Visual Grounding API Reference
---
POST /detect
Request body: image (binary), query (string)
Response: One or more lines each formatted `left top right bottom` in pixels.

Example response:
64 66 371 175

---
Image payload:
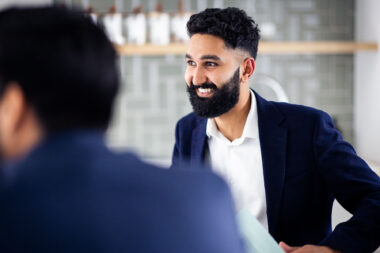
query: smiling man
172 7 380 253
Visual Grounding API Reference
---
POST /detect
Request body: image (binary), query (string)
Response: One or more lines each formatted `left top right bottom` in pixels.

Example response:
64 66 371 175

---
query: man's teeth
198 88 212 93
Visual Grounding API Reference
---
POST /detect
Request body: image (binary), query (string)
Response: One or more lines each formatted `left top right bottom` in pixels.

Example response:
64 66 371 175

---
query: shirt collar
206 90 258 143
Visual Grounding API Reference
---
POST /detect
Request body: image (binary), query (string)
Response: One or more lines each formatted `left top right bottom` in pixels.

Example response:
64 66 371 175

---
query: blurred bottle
125 5 147 45
103 5 125 44
148 2 170 45
259 22 276 41
86 6 98 24
171 0 191 43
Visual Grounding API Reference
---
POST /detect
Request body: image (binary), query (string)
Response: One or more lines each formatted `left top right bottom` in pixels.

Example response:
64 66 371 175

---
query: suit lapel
255 92 287 236
190 118 208 167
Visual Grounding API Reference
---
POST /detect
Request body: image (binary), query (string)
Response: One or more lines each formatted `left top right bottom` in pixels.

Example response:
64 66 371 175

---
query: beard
186 67 240 118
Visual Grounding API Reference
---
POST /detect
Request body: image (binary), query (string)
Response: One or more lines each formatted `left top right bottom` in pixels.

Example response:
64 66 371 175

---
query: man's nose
192 67 207 85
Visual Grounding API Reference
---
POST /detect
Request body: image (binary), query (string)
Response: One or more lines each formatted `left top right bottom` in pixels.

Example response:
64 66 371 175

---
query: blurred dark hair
0 6 119 132
187 7 260 59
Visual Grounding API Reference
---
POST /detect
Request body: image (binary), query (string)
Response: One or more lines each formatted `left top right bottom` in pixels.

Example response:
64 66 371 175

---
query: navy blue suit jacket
172 92 380 253
0 131 245 253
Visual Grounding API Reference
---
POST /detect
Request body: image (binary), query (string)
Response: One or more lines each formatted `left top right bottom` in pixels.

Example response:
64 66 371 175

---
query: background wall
56 0 356 164
0 0 51 9
354 0 380 169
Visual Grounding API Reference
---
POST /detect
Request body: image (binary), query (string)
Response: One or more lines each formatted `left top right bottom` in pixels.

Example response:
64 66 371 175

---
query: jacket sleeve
313 111 380 253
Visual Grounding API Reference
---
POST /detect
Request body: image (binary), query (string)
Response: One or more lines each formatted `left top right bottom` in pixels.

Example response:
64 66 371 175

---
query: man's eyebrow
200 55 221 61
185 54 221 61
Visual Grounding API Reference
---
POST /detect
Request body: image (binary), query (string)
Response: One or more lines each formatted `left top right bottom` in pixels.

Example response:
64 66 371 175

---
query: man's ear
0 83 43 160
241 58 255 82
0 83 27 135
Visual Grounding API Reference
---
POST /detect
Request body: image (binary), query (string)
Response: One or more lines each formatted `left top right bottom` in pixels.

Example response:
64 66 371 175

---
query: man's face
185 34 243 118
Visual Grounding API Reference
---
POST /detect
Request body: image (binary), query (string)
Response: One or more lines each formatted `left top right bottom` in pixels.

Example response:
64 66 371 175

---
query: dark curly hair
187 7 260 59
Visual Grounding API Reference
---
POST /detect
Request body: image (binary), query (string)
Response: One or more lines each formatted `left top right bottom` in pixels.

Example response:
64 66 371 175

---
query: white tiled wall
0 0 52 9
73 0 357 160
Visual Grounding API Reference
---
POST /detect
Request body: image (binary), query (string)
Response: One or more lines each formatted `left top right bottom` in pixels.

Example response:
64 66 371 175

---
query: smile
196 87 214 98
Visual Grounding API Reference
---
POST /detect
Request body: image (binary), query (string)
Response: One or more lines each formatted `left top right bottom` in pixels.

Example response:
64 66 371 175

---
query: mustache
188 82 218 90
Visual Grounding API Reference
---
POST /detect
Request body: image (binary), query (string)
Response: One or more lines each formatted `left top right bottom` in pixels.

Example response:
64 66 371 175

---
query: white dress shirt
206 90 268 230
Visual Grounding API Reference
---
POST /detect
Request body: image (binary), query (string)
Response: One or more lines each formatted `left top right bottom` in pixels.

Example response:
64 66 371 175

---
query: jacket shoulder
274 101 328 117
270 101 332 126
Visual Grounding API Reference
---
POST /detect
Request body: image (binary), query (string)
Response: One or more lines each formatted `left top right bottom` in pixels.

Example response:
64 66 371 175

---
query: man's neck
214 88 251 142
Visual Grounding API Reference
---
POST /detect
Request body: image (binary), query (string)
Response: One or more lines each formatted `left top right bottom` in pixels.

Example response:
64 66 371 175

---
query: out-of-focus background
47 0 380 174
2 0 378 168
1 0 379 248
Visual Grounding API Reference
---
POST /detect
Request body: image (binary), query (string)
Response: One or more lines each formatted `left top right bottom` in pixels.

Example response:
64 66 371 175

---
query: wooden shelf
115 41 378 56
259 41 378 54
115 43 187 55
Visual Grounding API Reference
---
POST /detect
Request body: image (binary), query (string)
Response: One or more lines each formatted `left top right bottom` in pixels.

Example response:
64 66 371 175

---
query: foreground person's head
0 6 119 161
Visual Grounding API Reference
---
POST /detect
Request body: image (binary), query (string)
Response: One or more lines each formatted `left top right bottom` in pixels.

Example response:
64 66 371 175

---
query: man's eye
187 60 196 66
205 62 217 67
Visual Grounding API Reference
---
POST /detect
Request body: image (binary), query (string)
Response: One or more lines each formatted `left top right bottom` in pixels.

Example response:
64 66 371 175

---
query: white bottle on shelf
86 6 98 24
148 2 170 45
125 5 147 45
103 5 125 45
171 0 191 43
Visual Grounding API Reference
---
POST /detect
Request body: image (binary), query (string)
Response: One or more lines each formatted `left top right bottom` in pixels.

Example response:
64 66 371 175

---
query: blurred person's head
184 7 260 118
0 6 119 161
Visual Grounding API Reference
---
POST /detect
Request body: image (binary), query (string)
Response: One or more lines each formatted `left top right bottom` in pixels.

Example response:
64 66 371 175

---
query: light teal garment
237 209 284 253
